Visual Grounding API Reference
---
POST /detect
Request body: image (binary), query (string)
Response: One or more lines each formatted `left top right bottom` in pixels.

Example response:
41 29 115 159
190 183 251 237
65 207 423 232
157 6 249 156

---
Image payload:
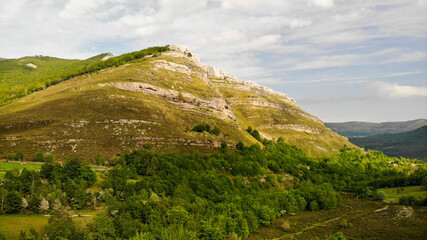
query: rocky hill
0 45 352 160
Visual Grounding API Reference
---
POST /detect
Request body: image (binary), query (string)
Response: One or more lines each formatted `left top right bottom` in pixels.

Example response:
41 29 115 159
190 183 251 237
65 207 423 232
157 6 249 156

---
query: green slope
0 45 353 160
325 119 427 137
0 53 110 106
349 126 427 160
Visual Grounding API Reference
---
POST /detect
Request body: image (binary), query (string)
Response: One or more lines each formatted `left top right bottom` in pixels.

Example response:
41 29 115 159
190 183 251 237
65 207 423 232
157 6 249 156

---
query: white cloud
286 54 359 71
383 51 427 63
365 81 427 99
309 0 335 9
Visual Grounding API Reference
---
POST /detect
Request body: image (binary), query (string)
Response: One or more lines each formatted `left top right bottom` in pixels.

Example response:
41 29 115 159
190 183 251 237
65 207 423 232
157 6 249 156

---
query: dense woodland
0 139 426 240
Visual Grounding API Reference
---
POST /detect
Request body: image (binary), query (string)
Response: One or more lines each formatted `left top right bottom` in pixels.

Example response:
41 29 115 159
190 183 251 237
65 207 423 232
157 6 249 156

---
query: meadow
380 185 427 204
0 210 102 239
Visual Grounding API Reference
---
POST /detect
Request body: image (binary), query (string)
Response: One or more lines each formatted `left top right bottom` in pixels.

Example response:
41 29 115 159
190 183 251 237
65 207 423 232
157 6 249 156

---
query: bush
399 196 418 205
375 191 387 201
328 232 347 240
15 152 24 161
34 152 44 162
6 154 13 161
192 124 220 136
339 219 352 228
266 175 278 187
309 200 319 211
236 141 245 150
251 130 261 141
192 124 207 132
281 220 291 231
211 126 221 136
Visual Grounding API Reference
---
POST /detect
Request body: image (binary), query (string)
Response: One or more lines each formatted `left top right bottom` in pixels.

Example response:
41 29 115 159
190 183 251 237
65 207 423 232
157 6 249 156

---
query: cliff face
0 45 351 160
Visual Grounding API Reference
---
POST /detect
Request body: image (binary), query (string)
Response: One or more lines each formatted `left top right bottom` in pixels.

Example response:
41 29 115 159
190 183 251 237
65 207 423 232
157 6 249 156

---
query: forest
0 139 426 239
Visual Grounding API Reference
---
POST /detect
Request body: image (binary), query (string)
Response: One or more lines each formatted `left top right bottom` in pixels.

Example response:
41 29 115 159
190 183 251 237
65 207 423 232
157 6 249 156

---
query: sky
1 0 426 122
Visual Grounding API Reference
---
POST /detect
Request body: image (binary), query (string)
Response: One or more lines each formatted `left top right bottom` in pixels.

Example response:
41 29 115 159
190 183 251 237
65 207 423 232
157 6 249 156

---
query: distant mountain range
326 120 427 160
325 119 427 137
349 126 427 160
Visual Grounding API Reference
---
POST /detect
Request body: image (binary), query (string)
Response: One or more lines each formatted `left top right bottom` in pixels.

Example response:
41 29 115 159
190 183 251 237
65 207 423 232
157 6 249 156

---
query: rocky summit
0 45 351 160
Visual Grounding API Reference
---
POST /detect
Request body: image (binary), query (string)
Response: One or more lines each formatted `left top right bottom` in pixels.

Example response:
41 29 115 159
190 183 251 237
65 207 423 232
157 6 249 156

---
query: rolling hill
0 53 112 106
349 126 427 160
0 45 352 161
325 119 427 137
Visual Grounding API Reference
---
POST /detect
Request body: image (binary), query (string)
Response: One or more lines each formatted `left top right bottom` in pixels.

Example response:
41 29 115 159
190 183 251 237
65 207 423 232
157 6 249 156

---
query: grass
380 185 427 204
0 54 108 106
247 194 427 240
0 161 42 172
0 209 102 239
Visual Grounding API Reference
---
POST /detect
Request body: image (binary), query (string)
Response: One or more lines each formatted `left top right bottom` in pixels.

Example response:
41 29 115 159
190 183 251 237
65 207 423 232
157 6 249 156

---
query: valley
0 46 425 240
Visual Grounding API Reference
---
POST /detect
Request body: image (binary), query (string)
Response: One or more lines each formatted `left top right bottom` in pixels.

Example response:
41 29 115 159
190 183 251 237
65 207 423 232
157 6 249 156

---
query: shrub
328 232 347 240
35 152 44 162
310 200 319 211
211 126 221 136
192 124 206 132
375 191 387 201
15 151 24 161
236 141 244 151
266 174 278 187
251 130 261 141
281 220 291 231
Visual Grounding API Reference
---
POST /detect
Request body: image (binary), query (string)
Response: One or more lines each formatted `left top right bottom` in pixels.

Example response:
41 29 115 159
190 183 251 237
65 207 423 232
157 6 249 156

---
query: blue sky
1 0 426 122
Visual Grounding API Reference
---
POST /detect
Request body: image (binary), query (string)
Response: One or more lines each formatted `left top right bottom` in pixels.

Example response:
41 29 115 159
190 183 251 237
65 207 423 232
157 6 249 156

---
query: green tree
34 152 44 162
236 141 245 151
251 130 261 141
46 213 80 240
0 188 8 213
15 151 24 161
87 213 116 240
5 191 22 213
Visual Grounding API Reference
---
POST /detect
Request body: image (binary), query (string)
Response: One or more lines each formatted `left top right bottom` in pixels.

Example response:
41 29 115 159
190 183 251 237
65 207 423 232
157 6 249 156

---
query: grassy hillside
0 54 110 106
0 45 353 160
349 126 427 160
380 186 427 204
326 119 427 137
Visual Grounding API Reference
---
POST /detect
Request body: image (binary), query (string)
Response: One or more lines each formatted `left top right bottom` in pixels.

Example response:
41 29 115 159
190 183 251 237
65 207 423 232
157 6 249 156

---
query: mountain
0 45 352 160
0 53 111 106
325 119 427 137
349 126 427 160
